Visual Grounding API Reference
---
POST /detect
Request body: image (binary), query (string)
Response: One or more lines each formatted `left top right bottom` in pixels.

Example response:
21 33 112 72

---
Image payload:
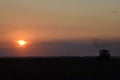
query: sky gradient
0 0 120 41
0 0 120 56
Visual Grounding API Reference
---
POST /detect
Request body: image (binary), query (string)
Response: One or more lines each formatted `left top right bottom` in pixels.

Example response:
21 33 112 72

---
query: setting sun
17 40 27 46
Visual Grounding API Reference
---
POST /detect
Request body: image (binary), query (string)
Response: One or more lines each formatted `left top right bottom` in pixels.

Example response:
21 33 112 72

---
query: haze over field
0 0 120 56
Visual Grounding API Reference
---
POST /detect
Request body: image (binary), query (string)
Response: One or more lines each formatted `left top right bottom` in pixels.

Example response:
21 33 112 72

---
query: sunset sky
0 0 120 56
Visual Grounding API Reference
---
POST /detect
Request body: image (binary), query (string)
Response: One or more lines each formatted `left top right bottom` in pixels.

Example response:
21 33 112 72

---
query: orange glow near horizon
17 40 27 46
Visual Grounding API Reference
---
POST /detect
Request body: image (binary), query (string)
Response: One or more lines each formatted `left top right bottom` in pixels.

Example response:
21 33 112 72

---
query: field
0 57 120 80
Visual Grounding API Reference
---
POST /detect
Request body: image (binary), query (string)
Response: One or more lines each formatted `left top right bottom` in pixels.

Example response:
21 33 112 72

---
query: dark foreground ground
0 57 120 80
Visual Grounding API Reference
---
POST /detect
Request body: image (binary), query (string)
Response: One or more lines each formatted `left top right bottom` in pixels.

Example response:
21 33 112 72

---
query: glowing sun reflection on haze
17 40 27 46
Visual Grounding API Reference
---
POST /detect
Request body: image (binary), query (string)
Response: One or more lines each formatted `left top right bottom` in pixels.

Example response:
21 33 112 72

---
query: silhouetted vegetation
98 49 111 61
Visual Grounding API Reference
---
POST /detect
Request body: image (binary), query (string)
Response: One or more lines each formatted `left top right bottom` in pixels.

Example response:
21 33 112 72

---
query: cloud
0 40 120 57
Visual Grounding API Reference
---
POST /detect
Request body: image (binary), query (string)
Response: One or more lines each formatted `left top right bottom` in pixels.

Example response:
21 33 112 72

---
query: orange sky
0 0 120 42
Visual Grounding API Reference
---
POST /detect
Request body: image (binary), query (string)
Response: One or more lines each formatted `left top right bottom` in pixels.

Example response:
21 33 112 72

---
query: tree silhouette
98 49 111 61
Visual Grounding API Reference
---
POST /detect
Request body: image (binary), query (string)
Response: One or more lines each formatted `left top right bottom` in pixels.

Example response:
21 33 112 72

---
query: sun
17 40 27 46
